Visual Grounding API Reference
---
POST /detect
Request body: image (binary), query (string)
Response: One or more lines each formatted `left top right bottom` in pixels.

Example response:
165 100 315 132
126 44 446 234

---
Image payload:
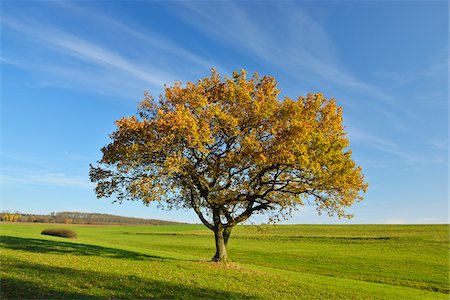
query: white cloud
2 17 171 87
1 10 223 98
1 57 150 99
0 169 92 189
429 139 448 150
56 1 216 70
347 128 411 159
176 2 397 105
373 53 448 88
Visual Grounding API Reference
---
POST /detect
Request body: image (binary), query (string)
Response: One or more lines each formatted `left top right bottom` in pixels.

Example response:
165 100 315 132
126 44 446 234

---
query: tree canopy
90 69 367 262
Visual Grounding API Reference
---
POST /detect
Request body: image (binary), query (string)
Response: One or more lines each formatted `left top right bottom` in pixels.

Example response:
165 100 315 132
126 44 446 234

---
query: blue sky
1 1 448 224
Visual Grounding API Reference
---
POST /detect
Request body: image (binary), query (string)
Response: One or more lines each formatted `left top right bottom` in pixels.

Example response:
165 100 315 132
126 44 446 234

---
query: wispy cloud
57 1 216 71
0 168 92 189
176 2 397 104
2 17 170 87
347 128 411 159
1 5 222 98
348 127 447 167
373 51 448 88
1 56 149 99
429 139 448 151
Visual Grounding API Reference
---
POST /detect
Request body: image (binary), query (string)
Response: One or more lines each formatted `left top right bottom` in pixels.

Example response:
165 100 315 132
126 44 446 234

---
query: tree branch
190 190 214 230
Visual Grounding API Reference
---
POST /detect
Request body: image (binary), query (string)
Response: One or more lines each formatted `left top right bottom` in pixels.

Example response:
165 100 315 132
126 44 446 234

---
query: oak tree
90 70 367 262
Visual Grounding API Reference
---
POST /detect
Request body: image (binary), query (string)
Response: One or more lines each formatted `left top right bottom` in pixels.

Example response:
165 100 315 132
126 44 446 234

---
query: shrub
41 228 77 239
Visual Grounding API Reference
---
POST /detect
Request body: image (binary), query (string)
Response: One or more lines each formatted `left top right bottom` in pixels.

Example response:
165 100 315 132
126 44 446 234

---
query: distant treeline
0 211 182 225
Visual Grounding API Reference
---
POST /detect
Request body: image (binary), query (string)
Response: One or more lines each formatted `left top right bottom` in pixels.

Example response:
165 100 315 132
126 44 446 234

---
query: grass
0 223 448 299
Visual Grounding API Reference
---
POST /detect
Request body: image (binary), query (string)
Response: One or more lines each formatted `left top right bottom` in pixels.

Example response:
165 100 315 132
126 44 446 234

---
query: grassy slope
1 223 448 299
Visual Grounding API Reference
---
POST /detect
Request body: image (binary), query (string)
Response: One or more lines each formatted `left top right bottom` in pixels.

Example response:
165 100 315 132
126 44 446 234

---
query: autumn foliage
90 69 367 262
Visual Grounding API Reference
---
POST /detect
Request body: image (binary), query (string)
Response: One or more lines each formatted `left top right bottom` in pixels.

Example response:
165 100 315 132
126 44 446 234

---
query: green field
1 223 449 299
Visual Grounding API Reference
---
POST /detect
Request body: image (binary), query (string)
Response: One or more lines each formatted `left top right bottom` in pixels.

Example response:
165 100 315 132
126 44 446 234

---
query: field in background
1 223 448 299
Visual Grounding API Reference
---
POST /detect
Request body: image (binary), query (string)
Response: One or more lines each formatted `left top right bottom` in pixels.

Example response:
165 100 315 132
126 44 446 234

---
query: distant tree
1 213 20 222
90 70 367 262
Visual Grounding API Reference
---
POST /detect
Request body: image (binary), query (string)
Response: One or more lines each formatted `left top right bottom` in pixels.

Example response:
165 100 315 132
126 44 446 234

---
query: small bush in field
41 228 77 239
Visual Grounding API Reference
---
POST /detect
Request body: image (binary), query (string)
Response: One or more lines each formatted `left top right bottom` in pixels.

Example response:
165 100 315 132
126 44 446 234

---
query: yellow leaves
241 132 263 159
1 213 20 222
115 116 137 128
163 155 187 176
258 153 268 163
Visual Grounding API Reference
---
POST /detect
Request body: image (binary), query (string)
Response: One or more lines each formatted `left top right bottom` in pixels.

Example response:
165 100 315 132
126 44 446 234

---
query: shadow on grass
2 258 258 299
0 236 168 261
1 277 102 300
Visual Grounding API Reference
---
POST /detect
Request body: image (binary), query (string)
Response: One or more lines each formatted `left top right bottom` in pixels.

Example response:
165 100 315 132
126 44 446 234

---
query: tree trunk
212 226 232 262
